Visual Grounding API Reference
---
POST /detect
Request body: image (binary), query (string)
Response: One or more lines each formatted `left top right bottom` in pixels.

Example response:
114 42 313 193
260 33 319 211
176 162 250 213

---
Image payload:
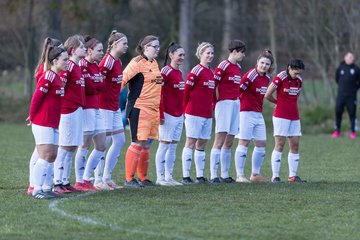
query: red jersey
160 65 184 118
214 60 242 102
59 60 85 114
271 70 303 120
184 64 215 118
79 58 105 109
98 54 123 111
29 70 64 128
239 68 270 112
35 64 45 84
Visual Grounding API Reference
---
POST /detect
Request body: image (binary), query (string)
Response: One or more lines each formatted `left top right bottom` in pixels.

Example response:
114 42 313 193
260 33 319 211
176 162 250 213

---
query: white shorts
184 114 212 140
236 111 266 140
159 113 184 142
59 107 84 146
273 116 302 137
100 108 124 132
215 99 240 135
32 124 59 145
83 109 106 134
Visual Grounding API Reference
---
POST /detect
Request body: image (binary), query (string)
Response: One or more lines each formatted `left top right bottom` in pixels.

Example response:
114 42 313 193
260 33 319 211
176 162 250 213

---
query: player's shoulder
276 70 288 80
44 70 56 82
246 68 259 81
216 60 231 71
161 65 173 76
190 64 204 76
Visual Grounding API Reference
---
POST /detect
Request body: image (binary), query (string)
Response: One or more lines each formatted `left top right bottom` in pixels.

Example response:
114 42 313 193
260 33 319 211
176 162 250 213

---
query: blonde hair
195 42 213 60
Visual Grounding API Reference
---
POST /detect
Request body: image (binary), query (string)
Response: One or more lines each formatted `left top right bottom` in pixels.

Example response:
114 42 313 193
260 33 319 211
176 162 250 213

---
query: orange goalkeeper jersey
123 55 162 116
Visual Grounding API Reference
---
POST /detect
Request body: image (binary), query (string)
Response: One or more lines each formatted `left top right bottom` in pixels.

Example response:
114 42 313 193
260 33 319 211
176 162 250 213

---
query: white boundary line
48 192 197 240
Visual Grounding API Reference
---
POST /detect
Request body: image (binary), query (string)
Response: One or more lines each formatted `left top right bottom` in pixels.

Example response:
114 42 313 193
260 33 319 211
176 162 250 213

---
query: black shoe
271 177 281 183
139 179 157 187
124 178 143 188
195 177 208 184
210 177 220 184
220 177 235 183
182 177 194 185
32 190 57 199
288 176 307 183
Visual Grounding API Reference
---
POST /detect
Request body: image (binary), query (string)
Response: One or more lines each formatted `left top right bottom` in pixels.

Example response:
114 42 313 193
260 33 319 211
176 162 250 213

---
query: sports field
0 123 359 240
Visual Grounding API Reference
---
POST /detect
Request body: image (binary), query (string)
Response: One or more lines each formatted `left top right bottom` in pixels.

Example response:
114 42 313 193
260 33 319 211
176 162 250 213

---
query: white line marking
49 192 197 240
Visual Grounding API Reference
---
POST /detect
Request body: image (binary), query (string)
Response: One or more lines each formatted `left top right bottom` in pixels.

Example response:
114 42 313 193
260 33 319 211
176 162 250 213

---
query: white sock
75 148 88 183
252 147 266 175
165 143 177 181
155 142 169 181
210 148 220 179
235 145 248 177
32 158 49 194
62 151 74 185
271 150 282 178
42 162 54 191
220 148 231 179
182 147 193 178
84 149 104 181
103 133 125 182
194 149 206 178
94 156 105 184
29 147 38 187
288 152 300 177
54 148 68 185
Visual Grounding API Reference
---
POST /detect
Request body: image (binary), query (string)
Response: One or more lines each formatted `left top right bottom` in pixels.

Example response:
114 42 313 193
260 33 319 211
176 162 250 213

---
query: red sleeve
213 66 223 103
159 74 165 120
239 74 250 94
271 76 282 88
81 66 97 95
29 78 49 121
183 72 195 113
59 69 69 87
93 73 106 92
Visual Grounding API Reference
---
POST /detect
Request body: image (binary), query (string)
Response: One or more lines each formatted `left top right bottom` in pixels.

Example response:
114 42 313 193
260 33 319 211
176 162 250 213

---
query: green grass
0 123 359 240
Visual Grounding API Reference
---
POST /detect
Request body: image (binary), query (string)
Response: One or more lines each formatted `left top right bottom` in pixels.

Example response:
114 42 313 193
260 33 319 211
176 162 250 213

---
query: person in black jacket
332 52 360 138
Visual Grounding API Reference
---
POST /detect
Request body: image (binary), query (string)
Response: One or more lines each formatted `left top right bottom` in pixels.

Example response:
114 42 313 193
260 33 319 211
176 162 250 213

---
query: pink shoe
27 186 34 196
350 132 356 139
332 130 340 138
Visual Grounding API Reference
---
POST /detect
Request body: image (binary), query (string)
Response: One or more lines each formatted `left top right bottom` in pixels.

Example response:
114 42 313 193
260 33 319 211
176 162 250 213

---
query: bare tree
179 0 194 76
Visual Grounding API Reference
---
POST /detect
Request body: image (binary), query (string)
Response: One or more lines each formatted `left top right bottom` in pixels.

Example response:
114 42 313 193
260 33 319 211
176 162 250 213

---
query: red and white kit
159 64 184 142
29 70 64 129
98 53 124 131
238 68 270 140
213 60 241 135
79 58 106 133
184 64 215 139
271 70 303 136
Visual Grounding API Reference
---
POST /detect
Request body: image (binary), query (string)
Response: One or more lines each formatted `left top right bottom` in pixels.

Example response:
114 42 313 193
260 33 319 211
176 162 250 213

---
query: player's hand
160 119 165 125
26 116 32 126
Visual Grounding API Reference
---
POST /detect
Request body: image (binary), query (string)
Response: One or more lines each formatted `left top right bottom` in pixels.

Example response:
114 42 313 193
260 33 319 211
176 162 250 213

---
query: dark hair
64 35 84 55
84 35 100 50
228 39 246 53
288 59 305 70
163 42 183 67
44 46 66 71
136 35 159 54
257 49 276 74
34 37 63 77
106 30 126 53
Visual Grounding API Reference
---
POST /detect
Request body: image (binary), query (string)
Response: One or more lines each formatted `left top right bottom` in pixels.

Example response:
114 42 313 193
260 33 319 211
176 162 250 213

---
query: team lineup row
27 31 306 199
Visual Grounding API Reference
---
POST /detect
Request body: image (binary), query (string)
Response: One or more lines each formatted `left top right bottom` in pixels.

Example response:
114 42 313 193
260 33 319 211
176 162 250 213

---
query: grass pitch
0 123 359 240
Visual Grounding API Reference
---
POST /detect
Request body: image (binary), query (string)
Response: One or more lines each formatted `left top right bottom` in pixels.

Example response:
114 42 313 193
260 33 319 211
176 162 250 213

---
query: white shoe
156 179 173 186
166 178 183 186
236 176 251 183
94 181 114 191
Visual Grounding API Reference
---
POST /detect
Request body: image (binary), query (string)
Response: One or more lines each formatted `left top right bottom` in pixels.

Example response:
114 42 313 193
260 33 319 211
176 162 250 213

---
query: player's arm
29 78 50 121
239 75 250 94
122 59 140 88
265 82 277 104
159 73 165 124
183 72 195 112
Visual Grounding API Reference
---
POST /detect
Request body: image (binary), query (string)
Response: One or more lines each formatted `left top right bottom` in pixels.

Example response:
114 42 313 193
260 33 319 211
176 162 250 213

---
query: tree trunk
25 0 35 101
179 0 194 77
220 0 232 61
